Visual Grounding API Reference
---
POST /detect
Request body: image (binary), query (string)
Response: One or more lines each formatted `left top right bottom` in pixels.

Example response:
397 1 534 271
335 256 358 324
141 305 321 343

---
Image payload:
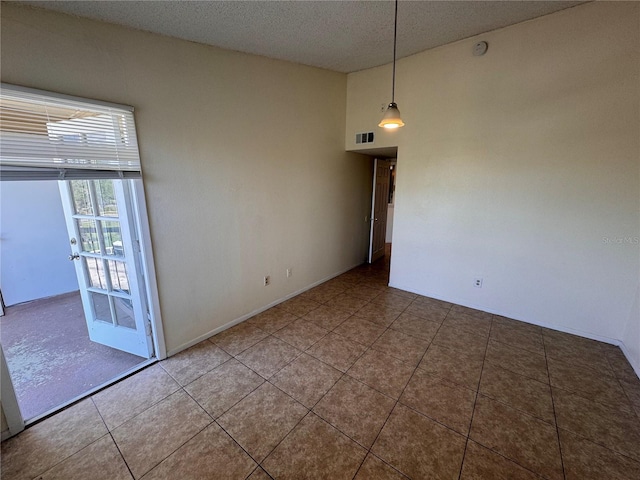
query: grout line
542 333 568 480
108 430 136 480
456 314 491 480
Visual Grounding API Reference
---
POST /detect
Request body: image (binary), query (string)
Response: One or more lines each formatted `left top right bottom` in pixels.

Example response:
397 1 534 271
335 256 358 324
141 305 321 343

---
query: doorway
0 178 161 424
368 158 397 264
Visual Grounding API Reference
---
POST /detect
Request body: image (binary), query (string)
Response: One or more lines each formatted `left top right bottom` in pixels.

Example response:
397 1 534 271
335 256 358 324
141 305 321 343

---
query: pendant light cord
391 0 398 103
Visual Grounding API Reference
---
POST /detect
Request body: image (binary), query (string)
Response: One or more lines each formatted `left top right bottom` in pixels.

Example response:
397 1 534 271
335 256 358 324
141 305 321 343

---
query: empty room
0 1 638 479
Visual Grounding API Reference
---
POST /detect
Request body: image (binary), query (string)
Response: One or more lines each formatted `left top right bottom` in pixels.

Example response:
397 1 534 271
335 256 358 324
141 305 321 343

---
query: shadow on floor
0 291 145 420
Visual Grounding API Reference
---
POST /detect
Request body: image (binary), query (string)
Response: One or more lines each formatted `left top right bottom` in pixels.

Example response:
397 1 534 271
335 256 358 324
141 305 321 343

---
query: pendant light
379 0 405 129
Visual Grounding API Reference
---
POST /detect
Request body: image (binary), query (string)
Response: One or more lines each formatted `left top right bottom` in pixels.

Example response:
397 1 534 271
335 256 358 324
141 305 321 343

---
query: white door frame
131 178 166 361
1 344 24 440
0 176 165 437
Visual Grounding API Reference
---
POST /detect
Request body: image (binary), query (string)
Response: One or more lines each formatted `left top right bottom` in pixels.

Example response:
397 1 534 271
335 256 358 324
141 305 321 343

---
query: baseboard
166 262 363 357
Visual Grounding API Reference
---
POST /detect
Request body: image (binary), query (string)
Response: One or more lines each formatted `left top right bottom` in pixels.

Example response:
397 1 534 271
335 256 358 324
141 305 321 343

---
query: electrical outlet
286 268 292 278
474 277 483 288
264 275 271 286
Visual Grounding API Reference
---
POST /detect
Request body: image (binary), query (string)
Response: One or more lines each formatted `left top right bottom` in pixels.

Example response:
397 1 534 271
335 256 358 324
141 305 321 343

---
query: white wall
347 2 640 369
0 181 78 306
386 205 394 243
1 4 372 353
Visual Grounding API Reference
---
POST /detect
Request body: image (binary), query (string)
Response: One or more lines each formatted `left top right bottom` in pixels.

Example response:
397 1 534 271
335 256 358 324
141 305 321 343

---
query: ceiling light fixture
379 0 405 129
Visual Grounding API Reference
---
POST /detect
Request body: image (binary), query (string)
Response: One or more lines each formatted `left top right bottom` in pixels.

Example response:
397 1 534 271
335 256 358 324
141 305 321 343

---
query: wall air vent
355 132 374 145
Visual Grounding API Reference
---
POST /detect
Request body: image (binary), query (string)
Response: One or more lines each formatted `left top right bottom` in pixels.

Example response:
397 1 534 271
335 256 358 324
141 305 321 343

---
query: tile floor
2 254 640 479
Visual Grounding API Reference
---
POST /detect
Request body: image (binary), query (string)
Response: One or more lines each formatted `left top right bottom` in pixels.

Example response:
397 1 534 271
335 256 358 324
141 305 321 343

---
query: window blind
1 83 142 180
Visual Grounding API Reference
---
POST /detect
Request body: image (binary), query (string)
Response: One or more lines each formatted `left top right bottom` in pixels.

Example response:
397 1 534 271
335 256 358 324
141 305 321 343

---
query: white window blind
1 83 142 180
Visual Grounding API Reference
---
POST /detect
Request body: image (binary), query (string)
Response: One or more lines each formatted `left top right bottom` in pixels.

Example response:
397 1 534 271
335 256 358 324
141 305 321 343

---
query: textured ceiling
19 1 585 73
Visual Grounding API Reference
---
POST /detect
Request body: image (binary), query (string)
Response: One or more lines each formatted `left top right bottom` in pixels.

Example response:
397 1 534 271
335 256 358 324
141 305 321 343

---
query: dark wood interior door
369 159 391 263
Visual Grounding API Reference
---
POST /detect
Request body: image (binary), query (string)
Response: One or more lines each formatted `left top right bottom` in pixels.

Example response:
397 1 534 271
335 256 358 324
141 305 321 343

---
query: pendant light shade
379 0 405 129
379 102 404 129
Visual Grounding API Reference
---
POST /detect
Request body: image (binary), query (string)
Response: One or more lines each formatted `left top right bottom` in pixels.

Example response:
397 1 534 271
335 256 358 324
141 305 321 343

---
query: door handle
68 253 80 261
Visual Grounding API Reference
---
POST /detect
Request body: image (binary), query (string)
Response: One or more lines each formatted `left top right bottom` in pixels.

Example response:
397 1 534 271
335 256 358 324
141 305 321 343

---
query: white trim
131 179 167 360
367 158 378 264
1 82 134 112
1 345 24 439
166 262 362 357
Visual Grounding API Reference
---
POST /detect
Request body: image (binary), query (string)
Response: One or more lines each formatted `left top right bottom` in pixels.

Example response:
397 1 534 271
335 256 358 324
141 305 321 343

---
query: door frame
368 158 393 263
131 178 166 361
1 344 24 440
0 176 166 435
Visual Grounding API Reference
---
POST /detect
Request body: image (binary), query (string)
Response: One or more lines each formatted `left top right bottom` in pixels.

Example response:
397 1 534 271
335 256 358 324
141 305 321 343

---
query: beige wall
1 4 372 353
347 2 640 371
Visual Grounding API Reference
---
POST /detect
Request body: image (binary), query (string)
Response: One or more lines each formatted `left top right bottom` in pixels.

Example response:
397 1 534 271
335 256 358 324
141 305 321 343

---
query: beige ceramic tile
313 376 395 448
371 329 430 366
353 302 403 327
543 334 613 376
621 378 640 407
333 316 386 346
272 318 328 350
370 291 413 310
35 435 132 480
140 423 256 480
324 293 369 314
184 358 264 418
262 413 366 480
413 295 452 309
390 312 440 341
469 395 563 480
443 311 492 337
347 349 415 399
212 322 269 356
278 296 322 317
246 467 272 480
372 404 466 480
92 364 180 430
400 369 476 435
479 362 555 424
552 387 640 462
160 341 231 385
449 305 493 321
431 325 488 359
0 399 108 480
485 340 548 383
547 357 633 412
307 332 368 372
419 343 485 390
247 307 298 333
300 284 345 304
382 287 418 299
301 305 351 330
236 336 301 379
460 440 542 480
559 428 640 480
606 348 640 384
217 382 307 462
489 322 544 355
270 353 342 408
111 390 212 479
403 301 449 323
354 454 409 480
492 315 542 336
345 284 385 301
